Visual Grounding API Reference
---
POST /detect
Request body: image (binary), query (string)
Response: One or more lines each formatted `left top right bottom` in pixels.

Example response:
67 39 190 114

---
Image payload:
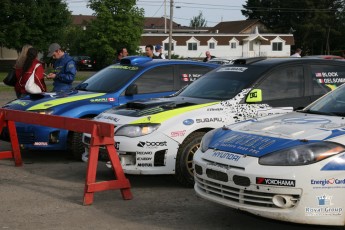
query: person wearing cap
46 43 77 92
154 44 165 59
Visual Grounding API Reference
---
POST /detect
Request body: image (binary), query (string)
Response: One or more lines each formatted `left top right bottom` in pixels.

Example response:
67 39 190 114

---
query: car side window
134 66 174 93
177 65 214 88
310 65 345 94
257 66 304 101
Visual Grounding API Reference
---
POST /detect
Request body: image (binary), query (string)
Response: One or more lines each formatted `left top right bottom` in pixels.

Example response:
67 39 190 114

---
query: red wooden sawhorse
0 108 132 205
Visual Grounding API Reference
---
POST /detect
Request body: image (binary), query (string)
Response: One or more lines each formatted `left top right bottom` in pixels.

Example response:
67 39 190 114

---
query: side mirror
246 89 262 103
125 84 138 96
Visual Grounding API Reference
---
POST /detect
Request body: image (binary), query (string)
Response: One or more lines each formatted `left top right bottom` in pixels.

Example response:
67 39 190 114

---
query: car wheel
68 131 85 160
68 117 92 160
175 132 204 187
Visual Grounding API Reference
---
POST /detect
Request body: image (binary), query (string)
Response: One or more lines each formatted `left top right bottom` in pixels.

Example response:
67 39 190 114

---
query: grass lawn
0 70 95 92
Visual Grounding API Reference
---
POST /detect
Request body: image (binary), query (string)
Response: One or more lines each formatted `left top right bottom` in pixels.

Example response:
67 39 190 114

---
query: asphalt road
0 82 342 230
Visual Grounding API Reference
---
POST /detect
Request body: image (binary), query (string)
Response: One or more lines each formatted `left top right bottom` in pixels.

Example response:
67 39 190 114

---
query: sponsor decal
217 67 248 72
108 98 115 102
256 177 295 187
90 98 109 103
171 130 186 137
33 142 48 146
111 65 139 71
183 119 194 126
98 115 120 122
218 132 276 155
248 91 258 99
207 108 224 111
137 163 153 167
311 178 345 188
196 117 223 123
136 151 153 155
211 151 241 162
137 157 152 161
137 141 167 148
305 194 343 216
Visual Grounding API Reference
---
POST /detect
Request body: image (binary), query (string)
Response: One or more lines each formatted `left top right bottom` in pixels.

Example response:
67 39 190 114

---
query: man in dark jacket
46 43 77 92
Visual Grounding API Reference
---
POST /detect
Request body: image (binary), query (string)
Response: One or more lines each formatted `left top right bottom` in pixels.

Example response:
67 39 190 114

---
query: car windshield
75 65 141 93
302 84 345 116
178 65 266 100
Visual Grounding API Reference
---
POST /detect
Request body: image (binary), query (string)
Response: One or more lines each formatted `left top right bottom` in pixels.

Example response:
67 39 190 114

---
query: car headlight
259 141 345 166
200 129 218 153
30 109 54 115
115 123 160 137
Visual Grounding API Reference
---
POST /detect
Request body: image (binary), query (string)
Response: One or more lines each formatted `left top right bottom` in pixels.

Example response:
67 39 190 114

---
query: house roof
144 17 180 29
141 34 295 46
210 19 264 34
72 15 96 26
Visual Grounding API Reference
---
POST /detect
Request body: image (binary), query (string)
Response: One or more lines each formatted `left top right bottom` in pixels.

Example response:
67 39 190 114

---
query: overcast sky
67 0 247 27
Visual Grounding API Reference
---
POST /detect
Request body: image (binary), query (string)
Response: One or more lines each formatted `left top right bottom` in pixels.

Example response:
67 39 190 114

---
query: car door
253 64 308 110
117 65 175 105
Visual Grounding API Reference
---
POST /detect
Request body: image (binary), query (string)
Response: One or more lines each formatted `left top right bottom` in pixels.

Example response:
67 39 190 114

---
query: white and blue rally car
194 82 345 226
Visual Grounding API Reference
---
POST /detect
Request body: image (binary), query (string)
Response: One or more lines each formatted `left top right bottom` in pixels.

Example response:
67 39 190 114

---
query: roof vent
233 57 267 65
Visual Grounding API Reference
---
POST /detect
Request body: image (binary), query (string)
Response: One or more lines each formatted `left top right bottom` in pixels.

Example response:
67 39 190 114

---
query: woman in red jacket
15 47 47 98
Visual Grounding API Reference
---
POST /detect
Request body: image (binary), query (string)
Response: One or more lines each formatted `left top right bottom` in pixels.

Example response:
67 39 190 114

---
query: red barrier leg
0 112 22 166
106 144 132 200
83 145 100 205
7 120 22 166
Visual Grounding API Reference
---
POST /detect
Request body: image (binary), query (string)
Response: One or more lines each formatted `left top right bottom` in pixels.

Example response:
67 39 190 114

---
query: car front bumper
83 131 179 175
193 148 345 226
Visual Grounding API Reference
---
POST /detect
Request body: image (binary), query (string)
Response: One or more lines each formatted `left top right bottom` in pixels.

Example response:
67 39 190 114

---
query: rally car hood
93 95 218 126
2 90 107 111
209 112 345 157
102 96 216 117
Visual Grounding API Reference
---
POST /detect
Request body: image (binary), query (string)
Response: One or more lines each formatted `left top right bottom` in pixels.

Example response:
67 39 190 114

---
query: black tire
68 131 85 160
175 132 205 187
68 117 92 160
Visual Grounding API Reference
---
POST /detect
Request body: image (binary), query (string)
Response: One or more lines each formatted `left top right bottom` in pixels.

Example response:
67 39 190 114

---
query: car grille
1 128 34 144
195 176 300 209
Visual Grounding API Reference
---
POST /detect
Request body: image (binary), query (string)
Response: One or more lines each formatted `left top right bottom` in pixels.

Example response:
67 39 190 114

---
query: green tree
189 12 207 28
84 0 144 69
0 0 71 53
242 0 345 55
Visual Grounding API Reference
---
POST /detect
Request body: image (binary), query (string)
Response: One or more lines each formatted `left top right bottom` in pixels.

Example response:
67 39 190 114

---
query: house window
209 42 215 49
164 43 174 51
272 42 282 51
188 43 197 51
230 42 236 49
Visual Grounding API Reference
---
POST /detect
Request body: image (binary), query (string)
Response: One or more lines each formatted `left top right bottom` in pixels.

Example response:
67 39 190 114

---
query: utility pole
164 0 167 33
168 0 173 59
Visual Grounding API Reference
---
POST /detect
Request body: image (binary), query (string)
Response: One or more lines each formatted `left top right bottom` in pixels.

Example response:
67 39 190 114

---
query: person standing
15 47 46 98
14 44 33 98
154 44 165 59
114 47 128 63
203 51 215 62
145 44 155 58
46 43 77 92
290 48 302 57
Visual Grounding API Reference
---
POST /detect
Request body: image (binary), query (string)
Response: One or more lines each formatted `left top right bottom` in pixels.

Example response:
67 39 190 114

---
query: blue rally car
2 56 218 159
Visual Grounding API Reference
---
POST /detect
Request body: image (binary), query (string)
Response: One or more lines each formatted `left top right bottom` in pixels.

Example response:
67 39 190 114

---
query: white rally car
194 83 345 226
82 58 345 187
